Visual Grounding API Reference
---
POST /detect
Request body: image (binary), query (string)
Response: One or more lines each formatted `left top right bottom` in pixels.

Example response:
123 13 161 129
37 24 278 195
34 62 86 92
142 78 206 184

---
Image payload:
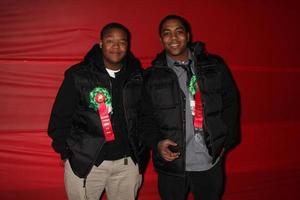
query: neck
168 50 189 62
104 61 123 71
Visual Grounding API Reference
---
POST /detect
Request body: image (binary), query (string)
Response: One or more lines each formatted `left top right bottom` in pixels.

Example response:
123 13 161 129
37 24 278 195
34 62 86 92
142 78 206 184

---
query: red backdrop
1 0 300 199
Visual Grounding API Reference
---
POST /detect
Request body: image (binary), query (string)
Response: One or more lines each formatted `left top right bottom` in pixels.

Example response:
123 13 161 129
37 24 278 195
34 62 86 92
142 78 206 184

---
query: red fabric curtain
1 1 300 199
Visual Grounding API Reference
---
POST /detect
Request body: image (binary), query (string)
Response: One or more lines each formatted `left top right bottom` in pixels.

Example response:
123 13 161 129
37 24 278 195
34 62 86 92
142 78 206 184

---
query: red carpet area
1 1 300 199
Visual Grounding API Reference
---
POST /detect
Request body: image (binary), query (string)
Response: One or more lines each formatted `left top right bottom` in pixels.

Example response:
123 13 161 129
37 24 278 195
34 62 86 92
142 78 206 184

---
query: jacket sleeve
219 59 240 152
138 71 161 151
47 69 78 160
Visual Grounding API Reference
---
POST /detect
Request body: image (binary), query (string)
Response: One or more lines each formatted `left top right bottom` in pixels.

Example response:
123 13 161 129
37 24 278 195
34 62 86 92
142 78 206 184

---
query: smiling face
100 28 128 70
160 18 190 61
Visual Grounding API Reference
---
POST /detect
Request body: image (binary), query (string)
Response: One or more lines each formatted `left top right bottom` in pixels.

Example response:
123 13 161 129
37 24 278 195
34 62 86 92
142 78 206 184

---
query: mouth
169 43 180 48
109 52 122 55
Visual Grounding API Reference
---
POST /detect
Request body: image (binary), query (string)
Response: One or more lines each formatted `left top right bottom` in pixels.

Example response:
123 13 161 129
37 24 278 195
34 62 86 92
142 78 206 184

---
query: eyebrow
162 26 185 32
103 35 127 40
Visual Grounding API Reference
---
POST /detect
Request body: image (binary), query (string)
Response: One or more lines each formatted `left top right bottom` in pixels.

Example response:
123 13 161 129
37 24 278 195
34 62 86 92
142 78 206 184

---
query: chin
109 58 123 63
169 52 183 57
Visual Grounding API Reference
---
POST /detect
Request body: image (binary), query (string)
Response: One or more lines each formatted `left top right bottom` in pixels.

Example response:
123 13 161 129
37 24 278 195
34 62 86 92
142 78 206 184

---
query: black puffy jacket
48 44 149 178
139 42 239 176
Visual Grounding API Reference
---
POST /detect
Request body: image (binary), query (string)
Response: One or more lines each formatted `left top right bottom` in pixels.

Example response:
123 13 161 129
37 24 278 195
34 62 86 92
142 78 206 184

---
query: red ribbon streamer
193 91 203 129
95 93 115 141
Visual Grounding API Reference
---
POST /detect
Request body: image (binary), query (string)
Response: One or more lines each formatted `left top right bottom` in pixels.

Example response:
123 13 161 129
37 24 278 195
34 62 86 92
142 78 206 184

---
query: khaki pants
64 157 142 200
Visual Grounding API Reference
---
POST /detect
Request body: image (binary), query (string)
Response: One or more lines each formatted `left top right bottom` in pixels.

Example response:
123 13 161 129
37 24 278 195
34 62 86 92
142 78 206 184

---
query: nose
171 32 178 40
112 42 120 48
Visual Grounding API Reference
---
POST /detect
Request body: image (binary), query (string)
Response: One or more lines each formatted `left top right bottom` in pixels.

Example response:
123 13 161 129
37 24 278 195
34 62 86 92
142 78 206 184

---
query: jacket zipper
83 75 112 187
156 66 186 176
122 72 141 163
83 140 106 187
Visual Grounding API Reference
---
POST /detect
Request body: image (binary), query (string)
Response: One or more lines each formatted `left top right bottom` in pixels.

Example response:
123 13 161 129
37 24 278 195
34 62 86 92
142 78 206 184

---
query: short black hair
158 15 191 36
100 22 131 42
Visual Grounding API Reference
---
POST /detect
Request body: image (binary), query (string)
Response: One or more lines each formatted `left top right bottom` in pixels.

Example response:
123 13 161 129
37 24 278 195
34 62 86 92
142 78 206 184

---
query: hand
157 139 180 161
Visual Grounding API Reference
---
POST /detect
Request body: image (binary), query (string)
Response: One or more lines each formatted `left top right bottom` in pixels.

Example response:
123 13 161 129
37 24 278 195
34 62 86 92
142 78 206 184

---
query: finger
165 139 177 146
170 152 180 158
163 148 174 156
163 154 176 161
163 151 180 161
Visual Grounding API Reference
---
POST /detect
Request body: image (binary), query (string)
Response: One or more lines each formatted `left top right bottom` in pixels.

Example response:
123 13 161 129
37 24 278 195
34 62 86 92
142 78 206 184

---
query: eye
176 29 185 35
104 39 113 44
162 31 171 37
119 41 128 47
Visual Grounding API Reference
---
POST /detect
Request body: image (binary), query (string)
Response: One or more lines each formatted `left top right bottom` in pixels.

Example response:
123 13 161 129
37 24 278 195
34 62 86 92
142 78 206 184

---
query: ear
187 32 190 42
99 41 103 48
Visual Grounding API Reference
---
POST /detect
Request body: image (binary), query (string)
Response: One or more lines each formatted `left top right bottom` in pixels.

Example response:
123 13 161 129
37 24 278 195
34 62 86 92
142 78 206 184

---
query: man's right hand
157 139 180 161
